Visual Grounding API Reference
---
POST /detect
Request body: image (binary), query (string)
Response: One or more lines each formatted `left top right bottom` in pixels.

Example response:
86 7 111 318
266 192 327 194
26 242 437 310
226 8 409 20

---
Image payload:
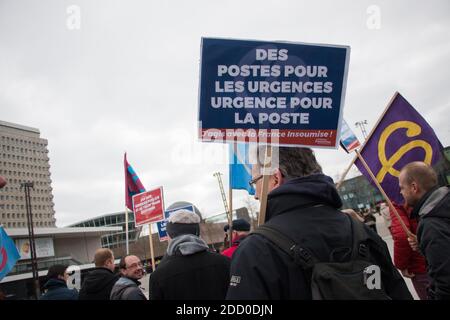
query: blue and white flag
0 226 20 280
229 143 255 195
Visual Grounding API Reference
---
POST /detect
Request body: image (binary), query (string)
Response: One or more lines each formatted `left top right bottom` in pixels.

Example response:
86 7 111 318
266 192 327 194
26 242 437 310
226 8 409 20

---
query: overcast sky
1 0 449 227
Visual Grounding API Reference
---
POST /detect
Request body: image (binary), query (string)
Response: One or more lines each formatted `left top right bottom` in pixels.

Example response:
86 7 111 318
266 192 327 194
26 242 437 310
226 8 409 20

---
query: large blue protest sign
198 38 350 148
157 205 195 242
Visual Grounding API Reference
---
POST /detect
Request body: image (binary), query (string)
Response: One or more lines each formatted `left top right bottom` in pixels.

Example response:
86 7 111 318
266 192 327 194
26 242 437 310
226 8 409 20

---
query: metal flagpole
214 172 232 248
124 207 129 255
21 181 40 299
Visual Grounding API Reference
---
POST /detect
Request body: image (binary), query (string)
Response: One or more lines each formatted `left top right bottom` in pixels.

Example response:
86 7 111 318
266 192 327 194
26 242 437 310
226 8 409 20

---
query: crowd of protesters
10 148 448 301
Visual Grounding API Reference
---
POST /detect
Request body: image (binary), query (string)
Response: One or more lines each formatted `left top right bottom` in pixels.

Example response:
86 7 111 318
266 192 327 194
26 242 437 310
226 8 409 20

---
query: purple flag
355 93 443 204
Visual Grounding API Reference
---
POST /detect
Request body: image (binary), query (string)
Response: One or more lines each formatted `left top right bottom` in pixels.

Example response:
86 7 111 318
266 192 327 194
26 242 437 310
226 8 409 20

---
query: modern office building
67 211 138 249
338 175 384 210
435 146 450 185
67 201 204 249
0 120 56 228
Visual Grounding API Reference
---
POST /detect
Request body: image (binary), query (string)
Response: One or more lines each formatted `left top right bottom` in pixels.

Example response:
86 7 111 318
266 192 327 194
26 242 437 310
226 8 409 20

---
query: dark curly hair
47 264 68 279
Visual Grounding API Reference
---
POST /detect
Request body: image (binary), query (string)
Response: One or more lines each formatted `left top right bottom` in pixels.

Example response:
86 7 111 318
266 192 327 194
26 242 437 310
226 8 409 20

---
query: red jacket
221 235 247 259
390 203 427 274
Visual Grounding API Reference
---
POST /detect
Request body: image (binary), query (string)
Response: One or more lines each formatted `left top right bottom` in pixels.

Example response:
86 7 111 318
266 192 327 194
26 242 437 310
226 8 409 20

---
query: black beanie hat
224 218 250 232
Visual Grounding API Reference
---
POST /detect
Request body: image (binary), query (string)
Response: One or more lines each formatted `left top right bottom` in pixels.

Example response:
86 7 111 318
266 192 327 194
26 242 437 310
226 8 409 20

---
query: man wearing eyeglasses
110 255 147 300
226 146 412 300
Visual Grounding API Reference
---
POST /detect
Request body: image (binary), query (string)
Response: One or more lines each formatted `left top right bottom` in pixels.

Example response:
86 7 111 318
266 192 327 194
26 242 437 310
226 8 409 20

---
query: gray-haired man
226 146 412 300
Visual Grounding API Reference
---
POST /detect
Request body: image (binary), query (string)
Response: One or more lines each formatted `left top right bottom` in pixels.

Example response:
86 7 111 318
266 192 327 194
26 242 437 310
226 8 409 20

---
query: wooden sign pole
228 142 236 248
258 146 272 226
336 160 354 190
148 224 156 271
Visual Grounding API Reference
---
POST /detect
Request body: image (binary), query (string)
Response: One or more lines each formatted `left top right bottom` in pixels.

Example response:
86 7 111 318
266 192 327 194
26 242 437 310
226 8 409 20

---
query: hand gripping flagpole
355 150 413 237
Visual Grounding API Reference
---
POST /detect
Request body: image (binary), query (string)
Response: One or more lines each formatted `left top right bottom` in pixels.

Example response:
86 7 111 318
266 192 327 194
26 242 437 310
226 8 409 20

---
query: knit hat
223 218 251 232
166 209 201 238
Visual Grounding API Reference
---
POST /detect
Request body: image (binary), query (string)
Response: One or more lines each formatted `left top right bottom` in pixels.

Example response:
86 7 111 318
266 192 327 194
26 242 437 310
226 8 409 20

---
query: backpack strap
251 208 373 270
348 214 371 260
252 224 318 270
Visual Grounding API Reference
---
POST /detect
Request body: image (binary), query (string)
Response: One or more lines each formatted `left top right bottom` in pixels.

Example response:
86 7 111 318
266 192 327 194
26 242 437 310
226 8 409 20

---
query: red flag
124 153 146 210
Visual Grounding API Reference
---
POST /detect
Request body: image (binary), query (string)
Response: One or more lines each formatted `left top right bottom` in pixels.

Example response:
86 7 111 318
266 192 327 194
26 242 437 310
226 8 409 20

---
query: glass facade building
68 211 138 249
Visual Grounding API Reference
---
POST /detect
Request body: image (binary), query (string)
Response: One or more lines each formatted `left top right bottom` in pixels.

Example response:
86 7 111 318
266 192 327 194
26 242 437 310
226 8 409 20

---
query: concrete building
0 120 55 228
0 226 121 299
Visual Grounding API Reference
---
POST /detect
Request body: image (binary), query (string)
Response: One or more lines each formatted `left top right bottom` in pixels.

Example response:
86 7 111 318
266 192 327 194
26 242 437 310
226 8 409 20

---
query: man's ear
411 181 419 194
272 168 284 188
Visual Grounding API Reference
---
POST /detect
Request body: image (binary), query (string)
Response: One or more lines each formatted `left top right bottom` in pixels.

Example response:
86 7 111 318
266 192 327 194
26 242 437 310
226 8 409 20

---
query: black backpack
252 214 391 300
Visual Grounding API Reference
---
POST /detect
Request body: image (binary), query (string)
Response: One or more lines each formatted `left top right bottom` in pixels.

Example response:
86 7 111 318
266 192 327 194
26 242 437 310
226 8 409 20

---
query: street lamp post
20 181 40 300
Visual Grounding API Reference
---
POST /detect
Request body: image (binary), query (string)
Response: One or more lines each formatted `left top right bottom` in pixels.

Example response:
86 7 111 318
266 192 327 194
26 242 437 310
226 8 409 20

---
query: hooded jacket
78 267 119 300
39 278 78 300
226 174 412 300
110 277 147 300
412 186 450 300
149 234 230 300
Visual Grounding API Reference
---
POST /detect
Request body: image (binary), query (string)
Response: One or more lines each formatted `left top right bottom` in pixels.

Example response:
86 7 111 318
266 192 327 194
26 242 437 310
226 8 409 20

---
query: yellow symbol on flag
376 121 433 183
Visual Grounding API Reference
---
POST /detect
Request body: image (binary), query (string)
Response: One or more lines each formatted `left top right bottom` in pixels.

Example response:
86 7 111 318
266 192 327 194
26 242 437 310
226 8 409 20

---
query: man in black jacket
149 209 230 300
226 146 412 300
79 248 119 300
400 161 450 300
